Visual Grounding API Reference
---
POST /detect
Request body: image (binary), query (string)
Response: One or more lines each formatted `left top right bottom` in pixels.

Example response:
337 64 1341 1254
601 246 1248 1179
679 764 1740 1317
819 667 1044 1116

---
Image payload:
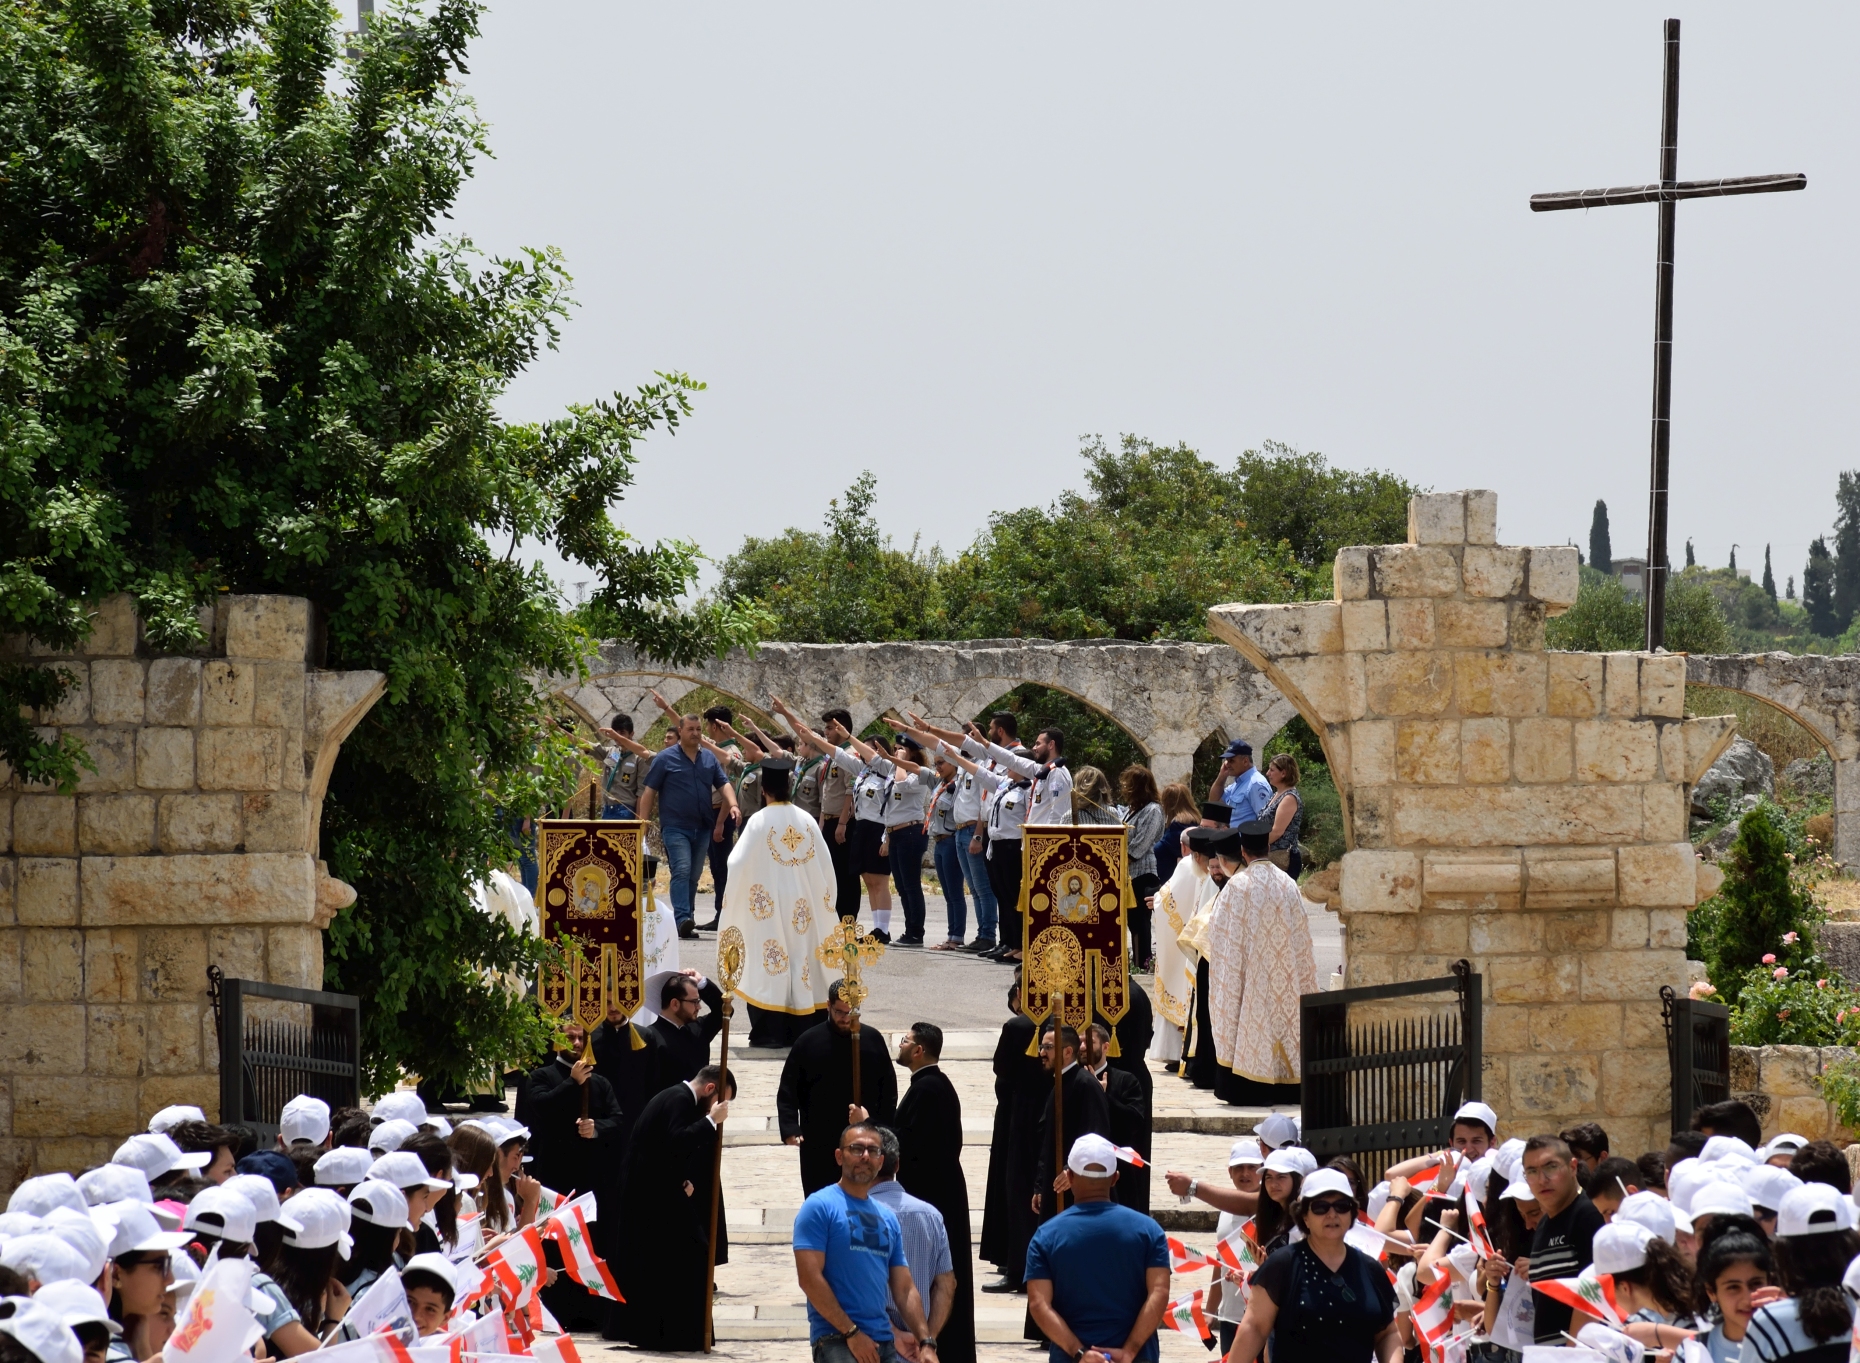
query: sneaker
870 929 892 945
963 938 997 954
677 919 698 939
894 935 925 948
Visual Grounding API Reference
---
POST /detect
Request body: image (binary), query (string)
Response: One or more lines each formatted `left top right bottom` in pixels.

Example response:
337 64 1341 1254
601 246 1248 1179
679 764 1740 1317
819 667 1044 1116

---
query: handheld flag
483 1224 547 1312
1166 1236 1218 1273
541 1192 623 1302
163 1258 262 1363
1161 1289 1217 1350
1113 1146 1148 1169
1411 1271 1455 1363
528 1337 584 1363
1536 1267 1626 1329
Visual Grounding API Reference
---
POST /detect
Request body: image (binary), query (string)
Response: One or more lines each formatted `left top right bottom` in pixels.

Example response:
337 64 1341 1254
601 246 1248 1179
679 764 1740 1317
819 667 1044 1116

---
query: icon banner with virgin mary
535 819 647 1032
1017 824 1134 1048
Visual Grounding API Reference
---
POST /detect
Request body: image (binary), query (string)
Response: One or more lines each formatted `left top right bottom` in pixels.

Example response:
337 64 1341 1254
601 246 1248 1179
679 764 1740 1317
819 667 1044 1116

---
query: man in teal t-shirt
795 1122 937 1363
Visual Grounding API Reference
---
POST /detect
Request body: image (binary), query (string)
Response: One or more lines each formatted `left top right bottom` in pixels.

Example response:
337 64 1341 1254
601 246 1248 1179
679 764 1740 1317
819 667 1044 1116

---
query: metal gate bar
1662 985 1730 1137
210 968 362 1140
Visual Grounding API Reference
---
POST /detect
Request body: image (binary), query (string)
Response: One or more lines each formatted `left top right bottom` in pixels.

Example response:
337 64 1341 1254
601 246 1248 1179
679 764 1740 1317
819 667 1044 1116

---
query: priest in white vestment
718 757 834 1047
1148 829 1209 1063
1206 819 1317 1106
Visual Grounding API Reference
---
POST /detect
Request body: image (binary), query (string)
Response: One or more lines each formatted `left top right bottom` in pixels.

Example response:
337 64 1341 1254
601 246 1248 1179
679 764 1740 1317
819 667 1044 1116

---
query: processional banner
1018 825 1134 1049
535 820 647 1031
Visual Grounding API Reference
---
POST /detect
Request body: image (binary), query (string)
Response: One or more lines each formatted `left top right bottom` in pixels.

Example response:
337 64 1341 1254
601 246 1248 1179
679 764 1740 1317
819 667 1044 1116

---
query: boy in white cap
277 1096 331 1152
400 1253 459 1338
1383 1101 1498 1192
1207 1140 1265 1354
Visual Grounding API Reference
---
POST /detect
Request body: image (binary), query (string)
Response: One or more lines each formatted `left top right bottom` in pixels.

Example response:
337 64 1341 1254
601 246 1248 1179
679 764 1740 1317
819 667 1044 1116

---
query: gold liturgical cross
780 826 806 853
815 915 885 1012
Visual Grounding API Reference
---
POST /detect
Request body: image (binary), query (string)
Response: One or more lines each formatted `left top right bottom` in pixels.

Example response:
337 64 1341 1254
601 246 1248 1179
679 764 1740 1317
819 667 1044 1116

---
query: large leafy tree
0 0 760 1090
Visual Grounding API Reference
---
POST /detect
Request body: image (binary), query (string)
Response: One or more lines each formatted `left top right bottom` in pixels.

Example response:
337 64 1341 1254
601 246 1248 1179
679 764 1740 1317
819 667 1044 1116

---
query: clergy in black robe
776 981 897 1194
1029 1025 1113 1218
980 981 1043 1290
524 1031 626 1332
608 1064 734 1351
591 1009 665 1128
1188 956 1220 1089
1085 1024 1150 1214
891 1024 975 1363
651 971 725 1084
1096 980 1154 1105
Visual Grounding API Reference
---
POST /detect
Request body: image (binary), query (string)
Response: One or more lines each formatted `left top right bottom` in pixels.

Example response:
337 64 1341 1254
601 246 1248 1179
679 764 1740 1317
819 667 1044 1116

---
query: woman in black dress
1226 1167 1402 1363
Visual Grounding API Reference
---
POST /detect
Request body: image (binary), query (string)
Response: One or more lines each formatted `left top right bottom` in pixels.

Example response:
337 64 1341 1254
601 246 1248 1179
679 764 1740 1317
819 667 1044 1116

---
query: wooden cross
1531 18 1804 649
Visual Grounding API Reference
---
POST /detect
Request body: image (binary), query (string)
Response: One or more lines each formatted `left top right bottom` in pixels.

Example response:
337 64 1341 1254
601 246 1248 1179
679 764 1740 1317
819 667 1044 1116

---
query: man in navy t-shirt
1025 1134 1170 1363
795 1122 937 1363
639 712 739 939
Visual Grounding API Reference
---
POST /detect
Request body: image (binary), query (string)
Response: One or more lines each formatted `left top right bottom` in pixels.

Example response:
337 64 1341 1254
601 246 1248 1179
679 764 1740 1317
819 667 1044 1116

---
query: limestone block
225 596 312 663
1460 719 1511 784
1437 601 1509 649
1574 720 1660 783
1618 842 1700 906
1221 602 1341 658
1697 862 1726 901
1396 721 1459 785
1684 716 1739 784
1421 854 1521 898
1509 600 1548 651
148 1004 203 1074
1341 601 1387 653
85 595 139 657
196 728 283 792
243 792 309 853
89 661 146 726
1393 786 1641 847
0 930 18 1001
1528 546 1580 611
1455 653 1546 718
207 926 267 981
1756 1046 1824 1097
0 858 10 919
1340 849 1421 914
267 925 322 988
40 663 87 725
140 1076 218 1123
1640 655 1687 718
1528 1003 1623 1052
1471 912 1542 955
1772 1096 1841 1142
1510 1054 1599 1115
1333 548 1371 601
1644 783 1689 841
1420 913 1470 953
1365 651 1454 716
1351 722 1395 786
1604 654 1641 718
201 662 254 726
1546 654 1604 718
1486 1004 1531 1053
1623 1003 1669 1051
0 1004 85 1071
1408 492 1467 545
1609 909 1649 949
1374 546 1461 598
1543 911 1610 951
1487 953 1579 1004
1350 787 1391 846
1276 653 1366 723
15 1076 137 1138
136 729 194 791
145 659 201 726
1581 948 1684 1001
78 795 155 856
86 1005 145 1077
252 662 306 730
1658 724 1687 784
1461 546 1526 599
279 728 305 794
1603 1048 1673 1118
12 798 76 856
83 930 138 1003
158 795 241 854
1513 718 1574 784
1386 600 1439 652
17 859 77 926
0 804 9 855
141 928 206 1001
80 853 314 927
1525 851 1616 907
1464 491 1499 546
71 729 135 794
1649 909 1689 949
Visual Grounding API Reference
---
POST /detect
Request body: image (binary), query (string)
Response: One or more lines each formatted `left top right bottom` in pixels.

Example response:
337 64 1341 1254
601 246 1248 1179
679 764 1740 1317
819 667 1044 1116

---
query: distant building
1616 557 1648 599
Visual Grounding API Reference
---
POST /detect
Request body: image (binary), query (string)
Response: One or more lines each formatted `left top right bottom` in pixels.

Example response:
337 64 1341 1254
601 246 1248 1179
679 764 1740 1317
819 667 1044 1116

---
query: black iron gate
1300 960 1482 1182
1662 984 1730 1136
209 967 362 1141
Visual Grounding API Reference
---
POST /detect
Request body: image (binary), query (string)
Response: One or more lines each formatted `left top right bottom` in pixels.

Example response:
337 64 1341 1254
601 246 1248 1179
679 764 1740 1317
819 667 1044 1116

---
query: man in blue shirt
639 713 740 939
1213 740 1270 827
1024 1134 1170 1363
795 1122 937 1363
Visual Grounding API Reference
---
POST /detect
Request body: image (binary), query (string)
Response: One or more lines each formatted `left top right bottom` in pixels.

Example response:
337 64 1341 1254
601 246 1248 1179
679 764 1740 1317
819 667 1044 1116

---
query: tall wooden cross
1531 19 1804 648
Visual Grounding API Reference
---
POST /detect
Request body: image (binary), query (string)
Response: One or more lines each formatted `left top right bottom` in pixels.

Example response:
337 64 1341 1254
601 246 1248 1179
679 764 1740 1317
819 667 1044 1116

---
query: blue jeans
932 834 967 940
811 1337 898 1363
887 823 929 939
956 826 997 942
659 823 710 925
601 801 635 820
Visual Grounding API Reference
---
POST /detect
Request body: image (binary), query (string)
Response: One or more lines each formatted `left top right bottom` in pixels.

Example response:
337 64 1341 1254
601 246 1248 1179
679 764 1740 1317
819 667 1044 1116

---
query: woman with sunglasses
1226 1168 1402 1363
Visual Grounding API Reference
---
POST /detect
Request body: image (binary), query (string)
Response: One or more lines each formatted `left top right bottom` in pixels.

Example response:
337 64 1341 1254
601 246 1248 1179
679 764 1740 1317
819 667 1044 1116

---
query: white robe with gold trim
1206 859 1318 1084
1147 853 1206 1059
718 801 835 1015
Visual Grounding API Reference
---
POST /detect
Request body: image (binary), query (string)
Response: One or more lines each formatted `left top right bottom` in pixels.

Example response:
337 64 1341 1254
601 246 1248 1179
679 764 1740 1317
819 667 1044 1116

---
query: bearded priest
718 756 834 1048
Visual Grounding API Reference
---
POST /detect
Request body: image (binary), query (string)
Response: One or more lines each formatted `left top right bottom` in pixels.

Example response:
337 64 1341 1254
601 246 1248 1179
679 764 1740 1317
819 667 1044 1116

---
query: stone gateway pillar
0 595 383 1182
1208 492 1734 1155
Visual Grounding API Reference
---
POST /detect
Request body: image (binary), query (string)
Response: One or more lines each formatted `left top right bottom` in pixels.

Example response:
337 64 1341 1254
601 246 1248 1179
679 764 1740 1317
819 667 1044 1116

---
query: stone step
720 1108 1267 1145
724 1204 1217 1243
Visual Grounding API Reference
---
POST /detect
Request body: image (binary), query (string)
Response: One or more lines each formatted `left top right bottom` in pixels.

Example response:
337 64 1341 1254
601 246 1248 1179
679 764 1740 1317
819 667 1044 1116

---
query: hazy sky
437 4 1857 601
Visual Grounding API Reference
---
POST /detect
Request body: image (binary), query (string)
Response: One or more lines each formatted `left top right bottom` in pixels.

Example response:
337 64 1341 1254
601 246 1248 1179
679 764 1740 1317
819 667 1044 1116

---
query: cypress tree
1788 574 1796 601
1835 471 1860 630
1686 538 1696 567
1805 536 1838 635
1588 501 1613 574
1729 545 1738 573
1763 545 1777 599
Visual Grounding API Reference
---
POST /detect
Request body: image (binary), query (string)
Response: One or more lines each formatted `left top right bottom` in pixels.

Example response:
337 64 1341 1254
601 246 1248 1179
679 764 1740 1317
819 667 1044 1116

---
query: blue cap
1222 740 1253 758
235 1151 299 1194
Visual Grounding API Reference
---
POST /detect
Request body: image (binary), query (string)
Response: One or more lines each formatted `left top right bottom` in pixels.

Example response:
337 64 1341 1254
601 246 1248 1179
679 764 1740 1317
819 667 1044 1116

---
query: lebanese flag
1464 1189 1495 1260
484 1225 548 1312
1166 1236 1219 1273
442 1308 508 1361
308 1337 416 1363
541 1194 623 1302
1160 1289 1217 1350
1412 1271 1455 1363
1213 1221 1260 1279
1536 1267 1627 1329
528 1337 583 1363
1113 1146 1148 1168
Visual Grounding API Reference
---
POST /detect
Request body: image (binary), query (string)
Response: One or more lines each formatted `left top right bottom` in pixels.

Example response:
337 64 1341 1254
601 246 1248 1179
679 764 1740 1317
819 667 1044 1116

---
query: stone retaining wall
1730 1044 1858 1146
0 595 383 1182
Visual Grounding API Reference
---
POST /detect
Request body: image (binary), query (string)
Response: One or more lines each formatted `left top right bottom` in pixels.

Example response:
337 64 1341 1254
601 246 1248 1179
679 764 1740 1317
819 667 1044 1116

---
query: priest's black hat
1199 802 1231 824
759 755 796 772
1206 827 1242 860
1237 818 1273 856
1183 826 1219 853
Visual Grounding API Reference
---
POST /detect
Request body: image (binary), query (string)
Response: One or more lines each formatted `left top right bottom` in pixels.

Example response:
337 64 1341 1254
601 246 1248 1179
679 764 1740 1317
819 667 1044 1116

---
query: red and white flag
483 1225 548 1312
528 1337 583 1363
1113 1146 1148 1169
1412 1270 1455 1363
1213 1221 1260 1279
1535 1267 1626 1330
1160 1289 1216 1350
1166 1236 1219 1273
441 1308 509 1361
541 1193 623 1302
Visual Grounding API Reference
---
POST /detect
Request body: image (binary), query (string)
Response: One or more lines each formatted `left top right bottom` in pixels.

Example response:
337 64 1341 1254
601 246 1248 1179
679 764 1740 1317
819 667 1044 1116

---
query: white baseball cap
371 1092 430 1127
0 1236 91 1288
166 1249 200 1305
1499 1179 1536 1203
76 1165 152 1208
1592 1221 1655 1275
32 1282 117 1337
1255 1114 1300 1148
111 1133 209 1180
366 1152 451 1193
1299 1169 1355 1202
1263 1147 1317 1177
1227 1139 1264 1167
280 1189 352 1258
183 1186 259 1245
1491 1138 1526 1183
147 1106 206 1135
314 1147 375 1187
221 1175 302 1232
1665 1159 1712 1214
1763 1133 1810 1159
402 1252 461 1299
424 1116 453 1139
368 1119 419 1155
103 1202 189 1258
1701 1135 1758 1166
279 1096 331 1148
1741 1163 1804 1214
7 1176 87 1221
41 1209 107 1282
1615 1190 1690 1242
1690 1181 1756 1222
1778 1182 1858 1238
0 1295 82 1363
1066 1135 1119 1177
347 1180 410 1229
1452 1101 1499 1136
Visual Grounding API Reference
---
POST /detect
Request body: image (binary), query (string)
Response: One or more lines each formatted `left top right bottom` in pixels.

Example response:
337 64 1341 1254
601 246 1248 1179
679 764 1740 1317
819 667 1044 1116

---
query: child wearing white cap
1573 1221 1697 1352
400 1253 459 1338
1739 1183 1860 1360
1206 1140 1265 1353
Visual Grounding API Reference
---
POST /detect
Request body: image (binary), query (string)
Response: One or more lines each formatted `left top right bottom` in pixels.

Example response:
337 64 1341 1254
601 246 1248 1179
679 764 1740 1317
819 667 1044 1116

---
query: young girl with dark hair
1742 1186 1860 1361
400 1132 458 1255
450 1125 512 1234
1253 1159 1304 1257
1692 1228 1774 1362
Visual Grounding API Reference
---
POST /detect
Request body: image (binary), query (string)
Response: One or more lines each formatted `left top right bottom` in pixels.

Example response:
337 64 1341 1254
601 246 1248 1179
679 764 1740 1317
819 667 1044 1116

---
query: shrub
1695 803 1824 1004
1726 961 1860 1047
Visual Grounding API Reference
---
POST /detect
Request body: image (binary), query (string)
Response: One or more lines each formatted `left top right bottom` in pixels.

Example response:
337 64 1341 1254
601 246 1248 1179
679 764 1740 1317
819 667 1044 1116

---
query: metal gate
1662 984 1730 1136
209 967 362 1140
1300 959 1482 1183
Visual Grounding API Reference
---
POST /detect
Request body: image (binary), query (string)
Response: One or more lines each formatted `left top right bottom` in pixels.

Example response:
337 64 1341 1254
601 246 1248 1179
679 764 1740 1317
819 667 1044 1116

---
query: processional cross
1531 18 1803 648
816 916 886 1104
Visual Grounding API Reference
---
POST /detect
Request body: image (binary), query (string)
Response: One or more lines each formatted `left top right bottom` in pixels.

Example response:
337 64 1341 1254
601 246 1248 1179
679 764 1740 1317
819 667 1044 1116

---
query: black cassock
776 1021 898 1194
1188 957 1220 1089
894 1065 975 1363
524 1056 625 1332
591 1017 665 1129
981 1016 1046 1286
1097 982 1155 1105
1095 1063 1151 1213
610 1082 727 1351
651 977 725 1084
1030 1063 1113 1216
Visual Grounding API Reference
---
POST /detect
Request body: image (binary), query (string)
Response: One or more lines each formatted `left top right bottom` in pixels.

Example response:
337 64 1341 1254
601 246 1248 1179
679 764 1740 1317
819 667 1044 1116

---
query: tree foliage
0 0 761 1091
1544 568 1732 654
1697 803 1820 1006
1588 500 1612 575
1804 535 1838 636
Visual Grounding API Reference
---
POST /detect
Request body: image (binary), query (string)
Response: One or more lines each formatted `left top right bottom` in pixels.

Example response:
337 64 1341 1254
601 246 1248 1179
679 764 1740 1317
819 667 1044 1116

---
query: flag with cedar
1161 1289 1217 1350
540 1193 623 1301
1535 1266 1626 1329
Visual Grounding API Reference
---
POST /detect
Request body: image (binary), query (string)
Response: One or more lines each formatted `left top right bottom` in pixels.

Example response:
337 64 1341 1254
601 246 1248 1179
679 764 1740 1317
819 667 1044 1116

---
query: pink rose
1774 967 1790 980
1819 979 1830 989
1784 931 1800 944
1779 1009 1792 1020
1763 954 1778 964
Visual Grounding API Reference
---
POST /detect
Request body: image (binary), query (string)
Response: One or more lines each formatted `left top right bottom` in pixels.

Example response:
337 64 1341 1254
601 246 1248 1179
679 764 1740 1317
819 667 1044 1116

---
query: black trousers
1129 872 1160 970
823 816 861 923
988 841 1024 952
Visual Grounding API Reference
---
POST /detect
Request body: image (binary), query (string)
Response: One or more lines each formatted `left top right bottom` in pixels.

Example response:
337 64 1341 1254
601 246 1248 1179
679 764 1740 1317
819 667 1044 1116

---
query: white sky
436 3 1858 602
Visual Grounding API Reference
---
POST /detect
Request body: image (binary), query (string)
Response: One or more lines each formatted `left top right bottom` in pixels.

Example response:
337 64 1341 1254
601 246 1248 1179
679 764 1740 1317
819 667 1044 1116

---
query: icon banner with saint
1017 825 1134 1046
535 819 647 1032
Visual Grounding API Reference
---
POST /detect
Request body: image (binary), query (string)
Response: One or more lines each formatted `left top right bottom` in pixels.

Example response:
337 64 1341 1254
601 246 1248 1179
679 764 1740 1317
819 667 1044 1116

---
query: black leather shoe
677 919 698 939
870 929 891 944
980 1279 1022 1294
963 939 997 954
895 935 925 947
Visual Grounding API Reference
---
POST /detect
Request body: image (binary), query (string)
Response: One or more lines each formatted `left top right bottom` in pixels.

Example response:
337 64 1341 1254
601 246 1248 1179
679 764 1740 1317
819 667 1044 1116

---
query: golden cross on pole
815 915 886 1105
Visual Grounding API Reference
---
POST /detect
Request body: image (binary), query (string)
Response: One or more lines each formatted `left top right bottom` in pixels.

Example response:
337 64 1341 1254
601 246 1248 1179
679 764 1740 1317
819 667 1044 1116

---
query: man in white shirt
967 724 1074 829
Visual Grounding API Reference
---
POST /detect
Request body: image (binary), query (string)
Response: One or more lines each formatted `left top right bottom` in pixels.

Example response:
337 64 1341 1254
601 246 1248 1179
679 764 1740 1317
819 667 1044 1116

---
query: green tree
1686 538 1696 567
1805 536 1839 635
0 0 760 1091
1664 574 1734 654
1703 804 1819 1005
1589 501 1613 574
1763 545 1777 600
1836 472 1860 631
1544 573 1644 651
1229 441 1415 570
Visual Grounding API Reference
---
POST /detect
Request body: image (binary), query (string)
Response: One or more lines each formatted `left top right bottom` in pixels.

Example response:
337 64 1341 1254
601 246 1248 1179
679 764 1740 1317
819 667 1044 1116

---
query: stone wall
1730 1045 1858 1146
0 595 383 1181
1209 492 1734 1156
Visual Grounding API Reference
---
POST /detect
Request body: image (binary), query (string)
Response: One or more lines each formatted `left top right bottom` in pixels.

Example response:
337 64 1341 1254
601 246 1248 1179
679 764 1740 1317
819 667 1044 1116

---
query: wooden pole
702 999 733 1353
1050 1009 1066 1216
851 1013 863 1108
1645 16 1680 650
